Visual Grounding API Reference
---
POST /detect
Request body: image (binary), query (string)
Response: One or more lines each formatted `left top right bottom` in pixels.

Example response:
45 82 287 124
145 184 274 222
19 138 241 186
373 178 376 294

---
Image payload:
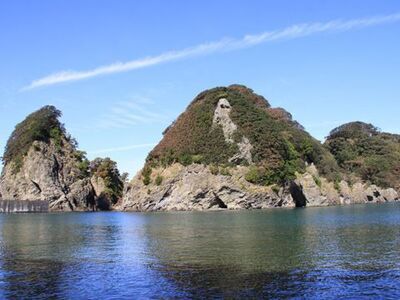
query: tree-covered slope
90 157 124 209
325 122 400 190
146 84 340 186
2 105 88 174
4 106 61 167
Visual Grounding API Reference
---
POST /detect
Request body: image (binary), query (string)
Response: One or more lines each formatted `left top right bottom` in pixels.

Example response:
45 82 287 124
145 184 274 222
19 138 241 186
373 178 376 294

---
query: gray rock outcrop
120 163 399 212
213 98 253 164
0 140 96 211
90 175 114 210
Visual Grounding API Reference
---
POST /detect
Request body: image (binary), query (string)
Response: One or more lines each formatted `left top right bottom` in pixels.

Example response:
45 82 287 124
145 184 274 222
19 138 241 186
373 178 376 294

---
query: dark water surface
1 204 400 299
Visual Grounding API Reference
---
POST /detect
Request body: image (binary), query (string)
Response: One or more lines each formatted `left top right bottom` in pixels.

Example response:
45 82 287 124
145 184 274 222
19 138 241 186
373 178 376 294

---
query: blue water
1 203 400 299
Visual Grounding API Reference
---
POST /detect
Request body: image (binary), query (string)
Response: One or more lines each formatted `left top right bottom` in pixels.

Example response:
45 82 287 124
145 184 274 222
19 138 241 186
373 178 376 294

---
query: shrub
155 174 163 186
220 167 231 176
312 175 322 188
271 185 280 194
142 166 152 186
160 149 176 167
300 139 314 163
49 127 63 151
191 154 203 164
245 166 267 185
334 180 341 192
209 165 219 175
179 153 192 166
77 159 90 179
74 150 90 178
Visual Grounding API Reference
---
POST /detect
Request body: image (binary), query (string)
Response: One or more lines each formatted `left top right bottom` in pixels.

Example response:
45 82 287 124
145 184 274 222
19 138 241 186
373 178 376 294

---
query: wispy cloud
23 13 400 90
96 97 168 129
87 143 157 154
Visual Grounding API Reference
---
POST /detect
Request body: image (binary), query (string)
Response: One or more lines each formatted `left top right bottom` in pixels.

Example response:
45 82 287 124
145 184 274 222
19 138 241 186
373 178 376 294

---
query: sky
1 1 400 177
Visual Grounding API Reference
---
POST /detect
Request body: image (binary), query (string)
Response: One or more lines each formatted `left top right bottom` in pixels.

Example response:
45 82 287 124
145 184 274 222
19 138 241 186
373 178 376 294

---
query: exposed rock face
121 164 284 211
213 98 237 143
120 164 399 212
288 164 399 207
90 175 119 210
91 176 108 209
229 137 253 164
0 140 96 211
212 98 253 164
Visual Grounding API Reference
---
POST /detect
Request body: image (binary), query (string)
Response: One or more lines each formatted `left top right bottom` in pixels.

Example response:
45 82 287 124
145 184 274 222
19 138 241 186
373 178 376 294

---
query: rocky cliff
121 85 399 211
2 87 399 213
0 106 123 211
121 163 398 211
0 139 97 211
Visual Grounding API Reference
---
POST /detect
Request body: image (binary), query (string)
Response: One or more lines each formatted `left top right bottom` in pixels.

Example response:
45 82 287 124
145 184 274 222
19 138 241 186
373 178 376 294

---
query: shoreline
1 199 398 213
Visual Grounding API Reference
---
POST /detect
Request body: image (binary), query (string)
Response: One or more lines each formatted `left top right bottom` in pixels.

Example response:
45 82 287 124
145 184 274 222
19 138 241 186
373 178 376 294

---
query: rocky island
1 85 399 212
121 85 399 211
0 106 123 211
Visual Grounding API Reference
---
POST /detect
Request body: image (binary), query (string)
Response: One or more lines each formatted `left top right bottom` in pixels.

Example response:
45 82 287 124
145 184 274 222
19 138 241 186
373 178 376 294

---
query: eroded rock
120 163 399 212
0 140 96 211
213 98 253 164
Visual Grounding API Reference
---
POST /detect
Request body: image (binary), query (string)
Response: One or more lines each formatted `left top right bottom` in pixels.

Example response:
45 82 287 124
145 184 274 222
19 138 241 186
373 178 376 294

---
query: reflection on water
1 204 400 298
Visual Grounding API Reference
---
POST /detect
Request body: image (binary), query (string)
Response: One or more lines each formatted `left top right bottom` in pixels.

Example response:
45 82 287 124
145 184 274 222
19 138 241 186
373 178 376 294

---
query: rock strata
212 98 253 164
0 106 124 212
0 140 96 211
120 164 398 211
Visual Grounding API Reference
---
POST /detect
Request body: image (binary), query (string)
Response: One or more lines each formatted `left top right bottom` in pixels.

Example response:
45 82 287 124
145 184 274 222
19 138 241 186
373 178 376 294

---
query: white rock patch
212 98 237 142
213 98 253 164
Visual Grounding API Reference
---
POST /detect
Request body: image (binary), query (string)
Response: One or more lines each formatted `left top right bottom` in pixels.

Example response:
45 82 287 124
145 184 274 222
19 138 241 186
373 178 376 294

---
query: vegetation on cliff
146 85 341 186
2 106 66 171
1 105 91 176
1 105 127 210
325 122 400 190
90 157 124 204
4 89 399 201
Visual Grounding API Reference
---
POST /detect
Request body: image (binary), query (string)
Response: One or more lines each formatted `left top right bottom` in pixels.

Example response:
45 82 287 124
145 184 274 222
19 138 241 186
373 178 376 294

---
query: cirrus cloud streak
23 13 400 90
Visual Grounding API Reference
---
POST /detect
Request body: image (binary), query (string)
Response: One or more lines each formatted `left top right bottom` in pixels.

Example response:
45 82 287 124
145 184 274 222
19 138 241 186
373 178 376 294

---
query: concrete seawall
0 200 49 213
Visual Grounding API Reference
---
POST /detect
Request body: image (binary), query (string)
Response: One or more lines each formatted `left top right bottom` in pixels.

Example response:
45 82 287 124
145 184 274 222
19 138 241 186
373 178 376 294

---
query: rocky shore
120 164 398 212
1 86 399 212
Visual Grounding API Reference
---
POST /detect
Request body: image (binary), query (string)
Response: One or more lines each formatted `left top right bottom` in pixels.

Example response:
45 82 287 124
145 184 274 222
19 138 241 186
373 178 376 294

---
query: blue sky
1 1 400 177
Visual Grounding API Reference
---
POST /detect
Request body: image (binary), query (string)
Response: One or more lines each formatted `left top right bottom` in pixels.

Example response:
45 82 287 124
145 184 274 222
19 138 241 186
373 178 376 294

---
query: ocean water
0 203 400 299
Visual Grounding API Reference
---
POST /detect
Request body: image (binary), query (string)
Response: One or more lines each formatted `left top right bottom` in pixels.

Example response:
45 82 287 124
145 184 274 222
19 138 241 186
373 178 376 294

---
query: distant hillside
325 122 400 191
